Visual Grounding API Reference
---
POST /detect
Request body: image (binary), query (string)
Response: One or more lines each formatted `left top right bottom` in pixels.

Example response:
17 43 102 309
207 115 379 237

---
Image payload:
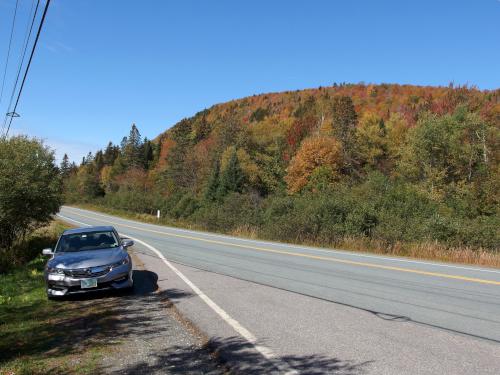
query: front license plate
81 278 98 289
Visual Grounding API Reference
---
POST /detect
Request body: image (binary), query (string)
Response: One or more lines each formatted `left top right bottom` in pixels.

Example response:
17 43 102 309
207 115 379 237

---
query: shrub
0 136 62 251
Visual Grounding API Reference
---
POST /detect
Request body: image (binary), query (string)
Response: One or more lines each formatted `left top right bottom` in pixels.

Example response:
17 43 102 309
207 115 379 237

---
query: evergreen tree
331 95 358 171
124 123 143 168
128 123 142 150
194 115 211 142
94 150 104 171
142 138 154 169
85 152 94 163
103 141 120 165
120 136 128 152
60 154 71 178
217 150 244 199
204 160 220 202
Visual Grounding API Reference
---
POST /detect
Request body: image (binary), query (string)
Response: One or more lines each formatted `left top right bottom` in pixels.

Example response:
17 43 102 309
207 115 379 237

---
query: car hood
49 247 126 269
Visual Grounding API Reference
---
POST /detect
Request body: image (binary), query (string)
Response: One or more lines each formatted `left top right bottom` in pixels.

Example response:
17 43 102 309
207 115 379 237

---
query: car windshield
56 231 119 253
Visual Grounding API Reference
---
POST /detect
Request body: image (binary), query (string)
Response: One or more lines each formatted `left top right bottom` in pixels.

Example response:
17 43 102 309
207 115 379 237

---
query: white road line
63 206 500 275
57 213 298 375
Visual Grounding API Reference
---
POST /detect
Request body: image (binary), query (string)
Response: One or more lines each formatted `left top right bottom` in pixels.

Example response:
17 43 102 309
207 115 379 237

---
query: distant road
58 206 500 374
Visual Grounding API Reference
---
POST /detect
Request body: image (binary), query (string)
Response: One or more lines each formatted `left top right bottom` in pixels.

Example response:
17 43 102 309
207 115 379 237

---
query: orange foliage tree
285 136 342 193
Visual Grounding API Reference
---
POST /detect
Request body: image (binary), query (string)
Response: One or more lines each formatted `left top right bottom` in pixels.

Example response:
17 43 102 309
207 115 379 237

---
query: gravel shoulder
69 249 225 374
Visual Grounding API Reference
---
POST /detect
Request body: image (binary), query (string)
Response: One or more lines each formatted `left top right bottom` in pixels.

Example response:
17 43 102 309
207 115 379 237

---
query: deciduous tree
285 136 342 193
0 136 62 249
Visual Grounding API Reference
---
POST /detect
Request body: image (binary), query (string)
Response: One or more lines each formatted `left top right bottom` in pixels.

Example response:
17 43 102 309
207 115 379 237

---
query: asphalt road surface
58 206 500 374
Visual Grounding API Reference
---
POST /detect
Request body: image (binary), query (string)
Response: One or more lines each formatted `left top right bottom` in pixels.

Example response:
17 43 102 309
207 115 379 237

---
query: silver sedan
43 225 134 298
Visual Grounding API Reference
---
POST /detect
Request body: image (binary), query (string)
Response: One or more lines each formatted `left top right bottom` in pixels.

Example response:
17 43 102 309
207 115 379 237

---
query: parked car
43 226 134 298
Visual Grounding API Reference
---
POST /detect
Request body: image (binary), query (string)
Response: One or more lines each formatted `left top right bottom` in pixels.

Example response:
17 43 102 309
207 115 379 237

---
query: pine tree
84 152 94 164
124 123 143 168
103 141 119 165
142 138 154 169
204 160 220 202
60 154 71 178
128 124 142 151
120 136 128 152
94 150 104 171
331 95 358 172
217 150 244 199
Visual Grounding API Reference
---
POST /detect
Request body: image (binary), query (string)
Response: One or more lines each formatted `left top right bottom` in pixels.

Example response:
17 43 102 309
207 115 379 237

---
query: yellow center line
63 209 500 286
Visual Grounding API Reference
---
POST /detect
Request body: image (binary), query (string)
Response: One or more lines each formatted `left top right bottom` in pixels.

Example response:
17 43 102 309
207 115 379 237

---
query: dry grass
230 225 259 239
323 237 500 268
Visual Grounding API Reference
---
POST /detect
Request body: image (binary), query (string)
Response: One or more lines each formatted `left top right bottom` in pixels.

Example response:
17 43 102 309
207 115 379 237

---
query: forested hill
63 83 500 256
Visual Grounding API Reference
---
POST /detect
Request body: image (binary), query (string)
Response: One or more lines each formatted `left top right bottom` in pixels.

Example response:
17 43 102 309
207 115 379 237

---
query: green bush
0 136 62 252
193 193 262 232
171 193 200 219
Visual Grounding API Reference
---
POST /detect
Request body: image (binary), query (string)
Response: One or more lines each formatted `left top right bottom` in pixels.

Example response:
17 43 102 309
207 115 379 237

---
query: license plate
81 278 98 289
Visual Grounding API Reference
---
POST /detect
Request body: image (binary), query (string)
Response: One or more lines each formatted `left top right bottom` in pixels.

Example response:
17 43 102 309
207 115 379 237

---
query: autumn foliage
62 83 500 255
285 136 342 193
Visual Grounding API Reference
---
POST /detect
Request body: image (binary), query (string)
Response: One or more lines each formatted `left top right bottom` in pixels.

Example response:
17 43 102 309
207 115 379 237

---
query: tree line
62 83 499 252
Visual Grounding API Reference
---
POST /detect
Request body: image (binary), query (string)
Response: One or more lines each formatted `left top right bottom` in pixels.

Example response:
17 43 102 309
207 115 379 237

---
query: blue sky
0 0 499 162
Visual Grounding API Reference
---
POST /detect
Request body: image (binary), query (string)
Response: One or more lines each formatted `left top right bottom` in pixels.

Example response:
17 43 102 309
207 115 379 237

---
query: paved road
58 206 500 374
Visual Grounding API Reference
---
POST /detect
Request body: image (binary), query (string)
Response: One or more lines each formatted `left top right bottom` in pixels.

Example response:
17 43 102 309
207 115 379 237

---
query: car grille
64 266 111 278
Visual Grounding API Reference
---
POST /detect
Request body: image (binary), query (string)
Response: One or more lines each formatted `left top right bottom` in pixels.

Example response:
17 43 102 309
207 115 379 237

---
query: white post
157 209 160 220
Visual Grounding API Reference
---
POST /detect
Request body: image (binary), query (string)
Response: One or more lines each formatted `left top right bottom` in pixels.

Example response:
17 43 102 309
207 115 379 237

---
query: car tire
125 283 134 293
47 292 57 300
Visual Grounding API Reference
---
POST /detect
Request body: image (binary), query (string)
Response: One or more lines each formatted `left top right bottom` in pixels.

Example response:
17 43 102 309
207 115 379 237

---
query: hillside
63 83 500 261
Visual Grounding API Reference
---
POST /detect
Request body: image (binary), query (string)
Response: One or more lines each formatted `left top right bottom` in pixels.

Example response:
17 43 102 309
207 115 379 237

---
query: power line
1 0 40 136
0 0 20 107
5 0 51 137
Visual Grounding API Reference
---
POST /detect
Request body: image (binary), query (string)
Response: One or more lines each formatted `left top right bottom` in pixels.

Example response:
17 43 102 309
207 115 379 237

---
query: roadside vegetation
0 136 63 273
0 221 107 375
0 137 104 373
63 84 499 266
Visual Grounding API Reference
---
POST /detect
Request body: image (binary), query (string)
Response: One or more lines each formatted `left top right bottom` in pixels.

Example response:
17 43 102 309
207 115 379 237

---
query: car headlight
111 257 129 268
47 267 65 274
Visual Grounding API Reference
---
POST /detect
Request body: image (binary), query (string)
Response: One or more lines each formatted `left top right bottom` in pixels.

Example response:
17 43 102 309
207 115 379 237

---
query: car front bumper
46 264 133 296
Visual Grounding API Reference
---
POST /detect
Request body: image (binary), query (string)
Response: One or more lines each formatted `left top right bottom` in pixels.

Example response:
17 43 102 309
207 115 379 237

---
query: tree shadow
0 269 173 366
2 266 374 374
103 335 372 374
157 288 195 303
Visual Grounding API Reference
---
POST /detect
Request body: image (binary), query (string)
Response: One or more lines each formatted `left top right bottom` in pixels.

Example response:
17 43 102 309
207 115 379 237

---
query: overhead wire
1 0 40 136
0 0 20 118
5 0 51 137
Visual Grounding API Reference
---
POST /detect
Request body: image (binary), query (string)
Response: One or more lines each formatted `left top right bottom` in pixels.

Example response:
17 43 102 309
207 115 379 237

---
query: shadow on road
107 335 372 375
1 264 373 374
0 269 162 367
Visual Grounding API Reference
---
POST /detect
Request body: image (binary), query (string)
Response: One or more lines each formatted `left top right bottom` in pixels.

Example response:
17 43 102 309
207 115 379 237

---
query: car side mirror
42 248 53 256
122 239 134 248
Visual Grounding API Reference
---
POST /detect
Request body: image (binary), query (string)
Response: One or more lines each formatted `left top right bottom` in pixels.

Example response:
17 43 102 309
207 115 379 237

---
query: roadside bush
171 193 200 219
261 193 353 243
102 190 156 214
0 221 66 273
193 192 262 232
0 136 62 253
456 215 500 249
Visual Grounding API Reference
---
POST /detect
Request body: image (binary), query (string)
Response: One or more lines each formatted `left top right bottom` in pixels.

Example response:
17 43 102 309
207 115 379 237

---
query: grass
71 203 500 268
0 221 70 273
0 221 107 375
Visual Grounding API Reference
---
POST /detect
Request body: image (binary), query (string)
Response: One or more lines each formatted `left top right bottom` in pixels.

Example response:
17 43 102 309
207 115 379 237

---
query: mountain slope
64 83 500 260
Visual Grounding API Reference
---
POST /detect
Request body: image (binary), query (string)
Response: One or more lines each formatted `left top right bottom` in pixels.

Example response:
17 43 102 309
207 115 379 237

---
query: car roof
63 226 115 235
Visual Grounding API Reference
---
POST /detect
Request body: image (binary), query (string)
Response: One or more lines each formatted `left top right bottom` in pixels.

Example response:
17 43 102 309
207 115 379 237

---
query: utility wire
5 0 51 137
1 0 40 135
0 0 20 107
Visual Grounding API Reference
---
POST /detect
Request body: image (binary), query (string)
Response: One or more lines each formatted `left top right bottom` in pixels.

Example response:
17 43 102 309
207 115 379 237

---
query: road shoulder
96 249 225 374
